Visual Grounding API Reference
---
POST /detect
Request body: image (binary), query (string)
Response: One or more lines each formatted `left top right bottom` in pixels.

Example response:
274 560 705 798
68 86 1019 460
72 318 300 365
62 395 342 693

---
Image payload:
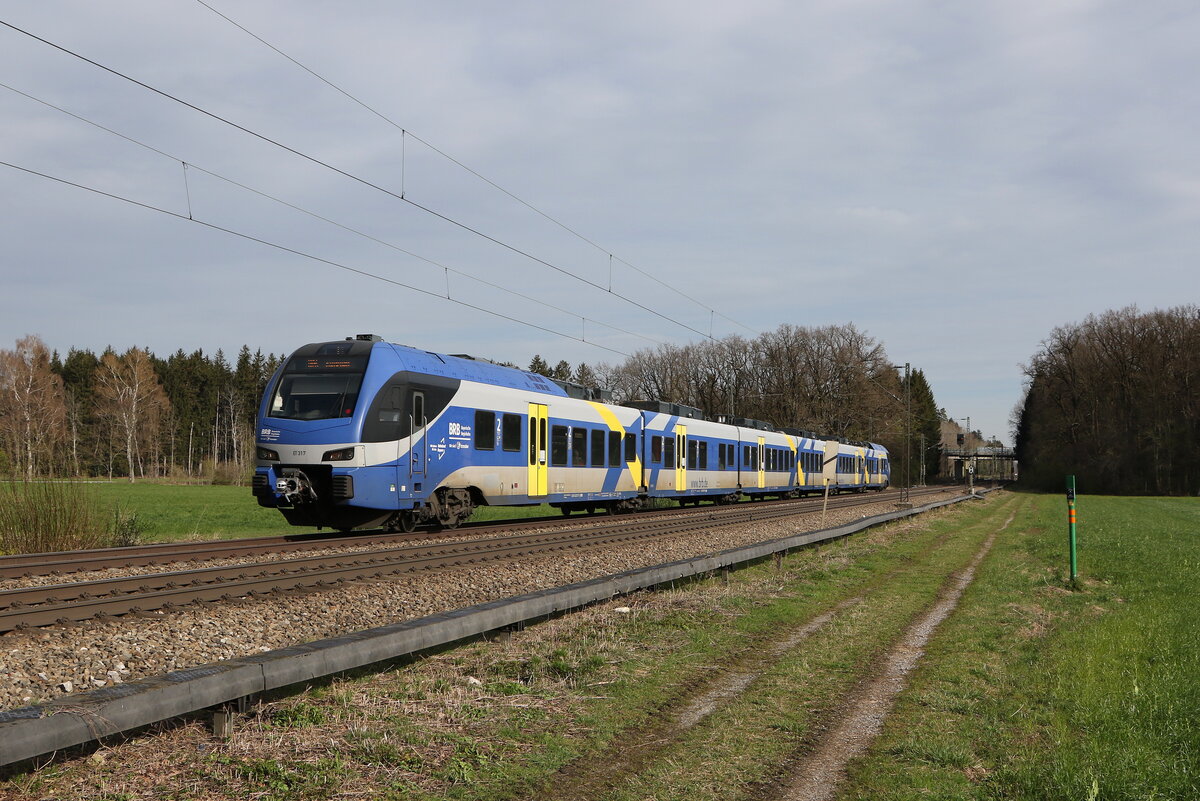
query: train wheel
561 506 572 517
398 512 417 532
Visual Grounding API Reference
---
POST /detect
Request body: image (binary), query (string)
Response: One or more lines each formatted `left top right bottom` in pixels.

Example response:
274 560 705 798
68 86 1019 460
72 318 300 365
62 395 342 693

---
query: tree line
0 335 281 483
1014 305 1199 495
535 322 945 487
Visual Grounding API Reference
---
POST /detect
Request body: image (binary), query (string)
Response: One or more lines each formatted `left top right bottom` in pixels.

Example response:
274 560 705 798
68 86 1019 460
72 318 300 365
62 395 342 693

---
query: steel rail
0 486 949 580
0 487 950 632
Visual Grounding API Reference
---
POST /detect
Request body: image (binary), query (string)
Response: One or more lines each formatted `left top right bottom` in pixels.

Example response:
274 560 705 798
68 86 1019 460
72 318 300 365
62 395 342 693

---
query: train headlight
322 447 356 462
257 447 280 462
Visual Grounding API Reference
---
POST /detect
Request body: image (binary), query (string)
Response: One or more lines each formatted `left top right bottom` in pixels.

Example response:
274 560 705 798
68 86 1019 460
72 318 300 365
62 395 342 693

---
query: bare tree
0 335 67 478
94 347 172 482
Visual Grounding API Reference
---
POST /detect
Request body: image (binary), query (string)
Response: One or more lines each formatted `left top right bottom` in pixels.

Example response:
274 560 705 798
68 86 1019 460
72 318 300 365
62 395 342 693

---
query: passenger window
687 439 697 469
572 428 587 466
502 414 521 452
609 431 622 467
624 433 637 462
474 410 496 450
664 438 676 469
591 429 605 467
652 435 663 463
551 425 568 466
699 441 708 470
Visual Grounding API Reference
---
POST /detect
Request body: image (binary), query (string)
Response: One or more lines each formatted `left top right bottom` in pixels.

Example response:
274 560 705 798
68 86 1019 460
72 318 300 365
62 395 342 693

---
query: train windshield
269 351 368 421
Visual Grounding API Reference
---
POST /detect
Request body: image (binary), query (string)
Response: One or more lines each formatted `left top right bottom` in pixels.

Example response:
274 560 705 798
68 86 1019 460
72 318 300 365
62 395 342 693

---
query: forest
1014 305 1199 495
0 336 281 483
0 322 944 488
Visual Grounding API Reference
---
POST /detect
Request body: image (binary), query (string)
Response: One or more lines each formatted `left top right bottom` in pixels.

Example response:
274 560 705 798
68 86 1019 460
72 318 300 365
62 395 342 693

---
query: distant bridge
943 447 1017 481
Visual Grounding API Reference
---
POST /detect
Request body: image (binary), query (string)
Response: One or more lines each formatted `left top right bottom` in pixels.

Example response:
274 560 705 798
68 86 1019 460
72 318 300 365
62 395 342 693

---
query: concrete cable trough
0 491 982 768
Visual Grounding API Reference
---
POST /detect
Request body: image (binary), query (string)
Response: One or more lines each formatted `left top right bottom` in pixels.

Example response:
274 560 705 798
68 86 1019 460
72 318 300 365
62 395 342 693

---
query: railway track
0 486 946 580
0 486 954 633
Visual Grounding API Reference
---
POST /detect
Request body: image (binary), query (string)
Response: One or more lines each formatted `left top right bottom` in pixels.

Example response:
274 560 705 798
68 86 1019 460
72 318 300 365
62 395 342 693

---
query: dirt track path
773 506 1016 801
540 497 1016 801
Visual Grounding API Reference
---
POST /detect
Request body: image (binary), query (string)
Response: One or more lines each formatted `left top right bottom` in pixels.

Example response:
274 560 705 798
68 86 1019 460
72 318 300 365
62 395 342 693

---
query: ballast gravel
0 492 962 711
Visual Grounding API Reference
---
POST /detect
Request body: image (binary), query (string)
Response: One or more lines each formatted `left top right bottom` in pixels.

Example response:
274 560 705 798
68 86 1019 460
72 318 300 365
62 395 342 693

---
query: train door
409 390 427 479
528 403 548 498
675 423 687 493
757 436 766 489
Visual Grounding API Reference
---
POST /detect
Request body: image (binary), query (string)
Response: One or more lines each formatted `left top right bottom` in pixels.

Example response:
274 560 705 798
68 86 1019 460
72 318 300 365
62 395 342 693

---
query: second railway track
0 486 954 633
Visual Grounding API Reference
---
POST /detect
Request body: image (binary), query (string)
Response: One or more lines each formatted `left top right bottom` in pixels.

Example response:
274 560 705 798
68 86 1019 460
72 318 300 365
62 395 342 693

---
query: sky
2 1 1197 446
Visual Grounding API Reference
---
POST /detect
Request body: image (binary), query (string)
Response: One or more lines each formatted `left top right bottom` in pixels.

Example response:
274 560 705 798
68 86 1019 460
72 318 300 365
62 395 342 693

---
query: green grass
85 482 297 541
3 482 570 544
842 493 1200 800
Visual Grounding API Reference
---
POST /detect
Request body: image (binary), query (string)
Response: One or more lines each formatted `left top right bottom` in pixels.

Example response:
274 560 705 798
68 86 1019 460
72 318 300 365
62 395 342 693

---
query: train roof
290 336 572 398
380 341 571 397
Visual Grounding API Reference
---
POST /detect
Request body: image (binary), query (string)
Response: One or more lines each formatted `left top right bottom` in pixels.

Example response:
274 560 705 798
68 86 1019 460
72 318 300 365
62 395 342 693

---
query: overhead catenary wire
193 0 758 338
0 17 729 345
0 79 670 349
0 158 634 359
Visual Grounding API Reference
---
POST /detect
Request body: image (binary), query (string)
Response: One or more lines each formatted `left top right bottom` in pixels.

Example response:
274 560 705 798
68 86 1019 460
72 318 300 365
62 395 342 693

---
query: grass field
841 491 1200 800
0 482 566 544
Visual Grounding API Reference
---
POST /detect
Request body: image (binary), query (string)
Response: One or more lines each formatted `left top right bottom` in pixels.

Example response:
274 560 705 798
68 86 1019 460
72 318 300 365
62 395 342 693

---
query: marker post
1066 475 1078 583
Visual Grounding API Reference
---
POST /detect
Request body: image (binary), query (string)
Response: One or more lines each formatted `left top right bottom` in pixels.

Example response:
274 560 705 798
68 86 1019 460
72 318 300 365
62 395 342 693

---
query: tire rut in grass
770 502 1020 801
532 503 984 801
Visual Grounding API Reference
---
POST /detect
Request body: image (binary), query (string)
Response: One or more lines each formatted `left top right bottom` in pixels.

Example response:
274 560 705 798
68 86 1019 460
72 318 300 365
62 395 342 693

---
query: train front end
251 335 393 530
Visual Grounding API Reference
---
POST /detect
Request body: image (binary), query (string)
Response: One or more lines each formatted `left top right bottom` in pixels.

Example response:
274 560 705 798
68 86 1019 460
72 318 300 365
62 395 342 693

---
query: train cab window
699 441 708 470
624 433 637 462
474 410 496 450
664 438 676 469
551 425 568 466
652 435 663 464
572 428 588 466
687 439 697 470
591 429 606 467
609 431 622 467
502 414 521 452
412 392 425 430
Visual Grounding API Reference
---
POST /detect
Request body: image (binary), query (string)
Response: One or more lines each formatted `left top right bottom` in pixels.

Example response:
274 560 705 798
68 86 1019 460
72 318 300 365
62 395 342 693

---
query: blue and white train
252 335 890 531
